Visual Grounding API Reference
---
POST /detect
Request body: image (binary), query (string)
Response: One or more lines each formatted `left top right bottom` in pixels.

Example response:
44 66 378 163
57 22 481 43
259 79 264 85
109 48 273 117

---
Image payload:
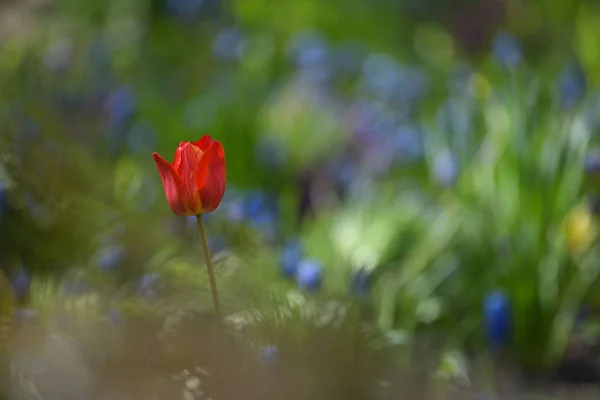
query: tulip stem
196 215 221 315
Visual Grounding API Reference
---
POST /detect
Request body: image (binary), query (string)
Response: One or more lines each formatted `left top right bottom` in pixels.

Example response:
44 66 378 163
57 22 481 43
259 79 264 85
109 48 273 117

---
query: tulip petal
194 135 213 151
153 152 187 216
175 143 205 212
172 141 187 171
195 140 226 213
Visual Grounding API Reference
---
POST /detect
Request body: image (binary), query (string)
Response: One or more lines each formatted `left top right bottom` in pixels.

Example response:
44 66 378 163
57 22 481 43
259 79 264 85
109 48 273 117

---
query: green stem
196 214 221 315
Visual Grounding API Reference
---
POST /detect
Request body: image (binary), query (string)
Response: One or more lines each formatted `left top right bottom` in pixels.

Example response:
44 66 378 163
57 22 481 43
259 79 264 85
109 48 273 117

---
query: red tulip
153 135 226 216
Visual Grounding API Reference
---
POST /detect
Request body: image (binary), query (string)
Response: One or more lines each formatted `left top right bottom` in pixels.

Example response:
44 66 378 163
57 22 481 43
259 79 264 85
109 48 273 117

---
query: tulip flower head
153 135 226 216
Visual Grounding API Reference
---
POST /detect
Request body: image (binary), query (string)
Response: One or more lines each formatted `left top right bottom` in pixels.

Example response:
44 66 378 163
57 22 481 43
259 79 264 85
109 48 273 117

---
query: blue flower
104 86 136 129
95 246 125 272
0 181 7 218
259 345 279 369
557 60 587 109
390 66 429 105
165 0 204 20
491 31 522 69
295 259 323 291
280 240 303 278
243 190 278 218
432 149 459 186
584 151 600 174
212 27 246 62
361 53 401 99
333 158 357 195
138 272 162 300
11 268 30 300
393 125 424 163
349 269 371 298
483 290 511 347
288 30 334 84
248 211 278 243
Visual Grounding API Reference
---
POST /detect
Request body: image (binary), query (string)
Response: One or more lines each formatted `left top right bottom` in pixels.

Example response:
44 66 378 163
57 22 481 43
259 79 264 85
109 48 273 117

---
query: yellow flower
565 204 597 254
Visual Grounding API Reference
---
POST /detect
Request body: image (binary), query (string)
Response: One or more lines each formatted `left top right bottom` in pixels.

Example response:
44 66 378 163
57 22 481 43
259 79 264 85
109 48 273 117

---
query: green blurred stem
196 214 221 315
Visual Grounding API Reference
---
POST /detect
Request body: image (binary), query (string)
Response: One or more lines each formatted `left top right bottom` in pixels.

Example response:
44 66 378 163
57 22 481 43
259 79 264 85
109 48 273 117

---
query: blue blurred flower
584 151 600 174
328 156 357 197
432 150 459 186
491 31 522 69
362 53 401 99
11 268 30 300
248 210 278 243
108 308 124 326
104 86 136 129
212 27 246 62
392 125 424 163
335 159 357 190
296 259 323 291
349 269 371 298
288 31 334 84
259 345 279 369
557 60 587 109
138 272 162 300
43 37 73 74
280 240 303 278
221 197 245 223
95 246 125 272
126 122 157 155
483 290 511 347
390 66 429 105
165 0 204 20
0 181 7 218
243 190 278 218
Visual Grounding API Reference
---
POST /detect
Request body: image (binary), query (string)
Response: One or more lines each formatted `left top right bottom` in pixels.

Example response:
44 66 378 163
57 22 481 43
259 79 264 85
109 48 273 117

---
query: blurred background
2 0 600 398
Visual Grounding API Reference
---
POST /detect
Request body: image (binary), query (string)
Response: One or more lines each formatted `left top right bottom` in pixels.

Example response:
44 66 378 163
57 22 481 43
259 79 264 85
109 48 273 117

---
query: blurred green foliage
1 1 600 398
